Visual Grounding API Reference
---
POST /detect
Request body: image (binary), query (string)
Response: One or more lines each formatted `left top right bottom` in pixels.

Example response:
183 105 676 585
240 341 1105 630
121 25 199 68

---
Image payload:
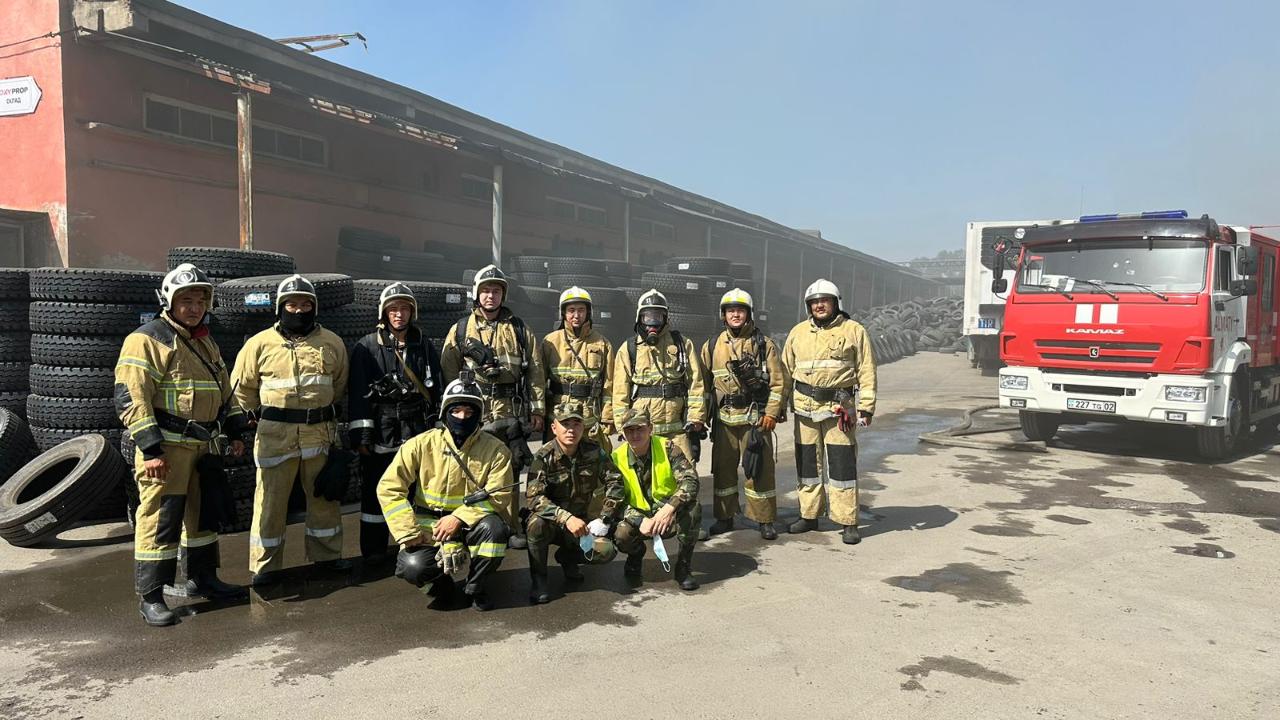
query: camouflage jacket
526 438 625 525
619 439 699 527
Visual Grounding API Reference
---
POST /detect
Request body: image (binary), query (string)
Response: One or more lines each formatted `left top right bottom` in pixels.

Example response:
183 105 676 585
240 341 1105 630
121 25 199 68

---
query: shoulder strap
454 314 469 349
670 330 687 375
510 315 529 367
627 336 637 374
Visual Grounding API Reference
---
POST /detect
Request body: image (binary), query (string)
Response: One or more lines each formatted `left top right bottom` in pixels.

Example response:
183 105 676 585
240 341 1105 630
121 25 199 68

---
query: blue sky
176 1 1280 261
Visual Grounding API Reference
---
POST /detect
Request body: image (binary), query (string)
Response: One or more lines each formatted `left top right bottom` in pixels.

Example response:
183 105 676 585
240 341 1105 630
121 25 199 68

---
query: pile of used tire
851 296 965 365
335 227 472 285
633 256 744 344
169 246 295 365
0 269 31 417
352 278 470 357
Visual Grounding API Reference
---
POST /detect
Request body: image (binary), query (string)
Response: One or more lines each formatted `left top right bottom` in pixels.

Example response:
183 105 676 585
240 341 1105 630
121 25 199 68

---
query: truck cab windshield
1016 238 1207 295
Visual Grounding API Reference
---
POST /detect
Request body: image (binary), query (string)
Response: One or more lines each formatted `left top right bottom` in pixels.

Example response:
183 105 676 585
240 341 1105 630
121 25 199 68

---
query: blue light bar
1079 209 1188 222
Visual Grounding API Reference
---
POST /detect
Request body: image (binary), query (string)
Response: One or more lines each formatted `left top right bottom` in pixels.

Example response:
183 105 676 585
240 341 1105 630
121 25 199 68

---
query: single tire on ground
29 268 163 304
30 334 124 368
0 434 130 547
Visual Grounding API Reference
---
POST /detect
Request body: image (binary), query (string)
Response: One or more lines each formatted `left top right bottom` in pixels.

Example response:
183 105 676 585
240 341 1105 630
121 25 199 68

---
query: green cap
553 400 587 423
618 409 651 430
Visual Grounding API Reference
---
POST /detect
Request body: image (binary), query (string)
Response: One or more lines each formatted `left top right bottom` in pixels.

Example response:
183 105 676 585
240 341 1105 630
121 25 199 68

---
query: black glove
314 446 355 502
196 453 236 533
741 426 765 481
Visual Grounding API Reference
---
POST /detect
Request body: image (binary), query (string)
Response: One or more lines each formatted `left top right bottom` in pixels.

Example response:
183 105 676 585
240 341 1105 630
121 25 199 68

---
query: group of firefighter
114 261 876 626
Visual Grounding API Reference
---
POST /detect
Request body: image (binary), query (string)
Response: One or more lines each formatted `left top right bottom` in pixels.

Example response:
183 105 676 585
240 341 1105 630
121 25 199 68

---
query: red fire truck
994 210 1280 459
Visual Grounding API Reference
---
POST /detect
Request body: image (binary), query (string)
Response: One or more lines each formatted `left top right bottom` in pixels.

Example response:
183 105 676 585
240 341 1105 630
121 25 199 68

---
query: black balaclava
280 308 316 336
446 403 482 447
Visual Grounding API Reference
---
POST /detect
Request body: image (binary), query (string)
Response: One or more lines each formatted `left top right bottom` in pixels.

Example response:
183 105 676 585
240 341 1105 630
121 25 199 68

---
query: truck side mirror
1230 278 1258 297
990 241 1007 294
1238 246 1259 275
991 278 1008 294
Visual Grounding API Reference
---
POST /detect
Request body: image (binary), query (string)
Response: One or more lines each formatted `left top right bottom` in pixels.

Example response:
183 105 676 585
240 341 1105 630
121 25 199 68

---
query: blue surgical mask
651 535 671 573
579 535 595 559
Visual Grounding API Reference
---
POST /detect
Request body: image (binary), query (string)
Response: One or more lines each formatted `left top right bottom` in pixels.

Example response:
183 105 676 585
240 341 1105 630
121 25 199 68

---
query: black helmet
395 546 442 588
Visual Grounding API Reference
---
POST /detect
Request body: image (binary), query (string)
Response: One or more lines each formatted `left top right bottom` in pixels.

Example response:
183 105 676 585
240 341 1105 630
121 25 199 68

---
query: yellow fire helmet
719 287 754 313
558 286 593 311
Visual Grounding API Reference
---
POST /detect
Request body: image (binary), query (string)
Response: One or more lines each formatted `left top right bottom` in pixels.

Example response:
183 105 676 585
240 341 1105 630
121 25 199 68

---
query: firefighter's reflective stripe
254 445 328 469
261 374 334 391
653 420 684 436
795 358 858 371
134 547 180 561
469 542 506 558
118 356 163 380
744 487 777 499
349 418 375 430
305 525 342 538
180 534 218 548
250 535 283 548
360 513 386 524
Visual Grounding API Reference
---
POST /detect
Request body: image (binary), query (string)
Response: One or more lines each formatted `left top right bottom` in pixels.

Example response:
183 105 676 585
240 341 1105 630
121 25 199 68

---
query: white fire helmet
379 282 418 322
803 279 841 313
276 274 318 314
157 263 213 310
472 264 508 304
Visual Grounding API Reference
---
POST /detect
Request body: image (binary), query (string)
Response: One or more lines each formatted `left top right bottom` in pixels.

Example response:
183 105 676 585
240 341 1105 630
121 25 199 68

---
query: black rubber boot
314 557 354 572
624 551 644 580
759 522 778 540
554 546 584 583
841 525 861 545
528 544 552 605
788 517 819 534
183 571 248 600
250 570 284 588
139 590 179 627
708 518 734 536
673 545 699 591
467 587 495 612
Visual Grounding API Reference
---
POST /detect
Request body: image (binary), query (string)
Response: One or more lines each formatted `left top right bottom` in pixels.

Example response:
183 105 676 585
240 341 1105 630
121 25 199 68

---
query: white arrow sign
0 76 43 117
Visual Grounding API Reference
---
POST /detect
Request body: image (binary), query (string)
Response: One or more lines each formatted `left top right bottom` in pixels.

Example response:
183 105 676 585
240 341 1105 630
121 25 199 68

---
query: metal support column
761 236 770 307
491 164 503 266
237 90 253 250
705 225 712 256
623 199 631 262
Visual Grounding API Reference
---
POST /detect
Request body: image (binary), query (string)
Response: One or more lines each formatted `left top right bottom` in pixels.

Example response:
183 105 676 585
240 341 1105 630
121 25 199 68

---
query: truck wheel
1196 377 1248 460
1019 410 1060 441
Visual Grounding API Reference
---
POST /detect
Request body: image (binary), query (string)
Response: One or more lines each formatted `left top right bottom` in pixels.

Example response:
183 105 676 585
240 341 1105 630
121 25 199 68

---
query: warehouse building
0 0 938 321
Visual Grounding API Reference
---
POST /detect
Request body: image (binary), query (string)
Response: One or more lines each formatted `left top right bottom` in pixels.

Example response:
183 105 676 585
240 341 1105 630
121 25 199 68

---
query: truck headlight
1000 375 1029 391
1164 385 1206 403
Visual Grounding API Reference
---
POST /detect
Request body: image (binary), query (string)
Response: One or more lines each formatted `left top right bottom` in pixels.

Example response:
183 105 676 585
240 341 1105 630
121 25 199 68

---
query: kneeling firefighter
540 286 615 450
700 288 790 540
115 263 248 627
781 279 877 545
348 282 443 561
441 265 546 549
525 400 626 605
379 379 514 611
231 275 350 585
612 410 701 591
611 289 707 462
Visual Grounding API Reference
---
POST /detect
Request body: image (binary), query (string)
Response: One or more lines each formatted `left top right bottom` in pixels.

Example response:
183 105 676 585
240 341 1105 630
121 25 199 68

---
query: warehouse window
461 174 492 202
547 196 608 227
630 217 674 240
143 95 327 167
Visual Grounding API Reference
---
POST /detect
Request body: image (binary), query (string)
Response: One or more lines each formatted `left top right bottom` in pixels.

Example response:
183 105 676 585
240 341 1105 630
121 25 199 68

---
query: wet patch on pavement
1163 517 1210 535
1172 543 1235 559
883 562 1027 605
970 514 1045 537
1045 514 1090 525
898 655 1020 690
1257 518 1280 534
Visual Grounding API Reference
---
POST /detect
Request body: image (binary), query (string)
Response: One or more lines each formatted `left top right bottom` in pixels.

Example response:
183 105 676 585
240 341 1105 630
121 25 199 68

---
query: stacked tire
0 269 31 418
849 296 964 366
336 227 472 284
170 247 296 366
213 272 357 353
637 256 735 344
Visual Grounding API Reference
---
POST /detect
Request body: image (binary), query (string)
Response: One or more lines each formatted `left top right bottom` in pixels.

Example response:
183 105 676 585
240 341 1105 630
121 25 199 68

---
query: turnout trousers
414 513 510 593
249 453 344 574
793 415 859 526
133 443 220 595
710 422 777 523
359 452 395 558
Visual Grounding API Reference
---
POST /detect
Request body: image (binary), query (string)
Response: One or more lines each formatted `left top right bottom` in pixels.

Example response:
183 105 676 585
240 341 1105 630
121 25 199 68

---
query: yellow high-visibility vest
612 437 676 513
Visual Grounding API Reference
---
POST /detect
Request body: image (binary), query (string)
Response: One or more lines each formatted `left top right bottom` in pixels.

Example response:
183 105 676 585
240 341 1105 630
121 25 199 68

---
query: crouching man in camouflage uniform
611 409 701 591
525 400 625 605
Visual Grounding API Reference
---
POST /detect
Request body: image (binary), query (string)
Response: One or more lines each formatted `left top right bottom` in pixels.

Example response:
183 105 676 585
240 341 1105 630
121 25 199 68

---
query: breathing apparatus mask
638 308 666 346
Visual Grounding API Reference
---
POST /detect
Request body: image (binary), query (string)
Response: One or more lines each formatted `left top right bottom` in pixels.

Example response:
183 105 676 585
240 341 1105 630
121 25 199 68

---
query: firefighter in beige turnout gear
782 279 876 545
231 275 350 585
379 379 513 611
701 288 790 540
116 263 247 626
612 289 708 461
441 265 546 549
541 286 614 449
